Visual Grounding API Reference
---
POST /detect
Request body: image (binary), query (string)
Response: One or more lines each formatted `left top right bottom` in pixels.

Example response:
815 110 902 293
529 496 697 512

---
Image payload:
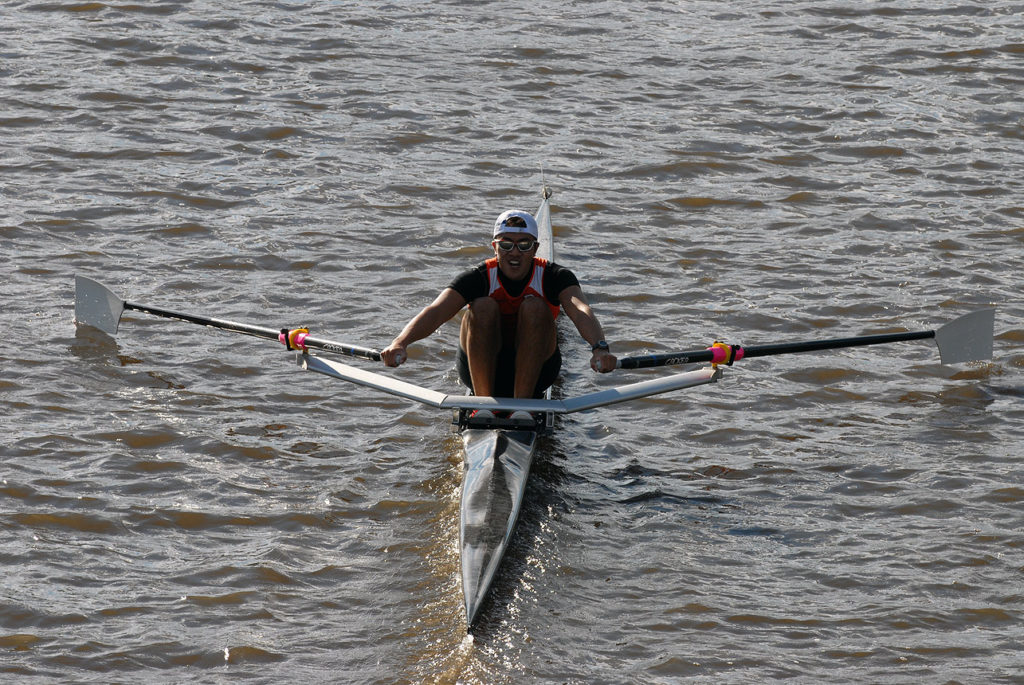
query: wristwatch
591 341 610 353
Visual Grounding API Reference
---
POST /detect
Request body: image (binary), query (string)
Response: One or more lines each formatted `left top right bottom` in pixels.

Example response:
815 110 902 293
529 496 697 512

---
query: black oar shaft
126 302 279 339
124 302 382 361
741 330 935 359
617 329 937 370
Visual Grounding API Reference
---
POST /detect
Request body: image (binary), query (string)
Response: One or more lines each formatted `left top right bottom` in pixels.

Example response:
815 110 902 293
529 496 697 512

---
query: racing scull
457 187 554 627
73 187 995 633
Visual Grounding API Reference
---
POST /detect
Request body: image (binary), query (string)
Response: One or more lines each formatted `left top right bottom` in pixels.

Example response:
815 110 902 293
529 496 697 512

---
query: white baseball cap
493 210 539 239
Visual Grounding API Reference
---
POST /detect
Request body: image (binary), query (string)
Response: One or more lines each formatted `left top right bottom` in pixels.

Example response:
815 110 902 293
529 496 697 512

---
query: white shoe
509 410 534 422
470 409 495 419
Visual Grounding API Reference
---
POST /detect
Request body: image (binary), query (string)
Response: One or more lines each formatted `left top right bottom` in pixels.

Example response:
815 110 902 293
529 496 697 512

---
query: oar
74 275 382 362
617 308 995 369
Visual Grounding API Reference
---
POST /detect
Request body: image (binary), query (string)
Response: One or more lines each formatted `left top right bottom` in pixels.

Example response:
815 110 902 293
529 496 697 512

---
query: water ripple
3 0 1022 682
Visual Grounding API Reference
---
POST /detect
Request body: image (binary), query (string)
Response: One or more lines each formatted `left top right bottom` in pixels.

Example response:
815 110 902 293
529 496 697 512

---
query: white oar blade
935 308 994 364
74 275 125 335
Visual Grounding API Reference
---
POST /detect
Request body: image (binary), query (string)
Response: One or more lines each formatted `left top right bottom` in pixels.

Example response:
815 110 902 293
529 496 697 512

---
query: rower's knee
517 296 552 325
463 297 500 333
468 296 499 318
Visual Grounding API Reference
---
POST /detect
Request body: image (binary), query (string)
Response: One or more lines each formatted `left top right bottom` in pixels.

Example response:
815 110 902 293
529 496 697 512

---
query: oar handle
301 335 381 362
617 348 717 369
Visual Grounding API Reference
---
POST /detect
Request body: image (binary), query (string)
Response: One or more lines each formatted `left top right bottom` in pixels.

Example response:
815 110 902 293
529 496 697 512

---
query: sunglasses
495 238 538 252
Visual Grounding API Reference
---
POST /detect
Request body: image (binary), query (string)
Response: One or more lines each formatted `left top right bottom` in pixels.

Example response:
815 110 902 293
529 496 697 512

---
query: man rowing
380 209 616 407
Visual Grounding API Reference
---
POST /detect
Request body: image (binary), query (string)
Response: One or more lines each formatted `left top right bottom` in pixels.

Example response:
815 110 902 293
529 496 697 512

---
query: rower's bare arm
382 288 467 366
559 285 603 344
559 285 617 373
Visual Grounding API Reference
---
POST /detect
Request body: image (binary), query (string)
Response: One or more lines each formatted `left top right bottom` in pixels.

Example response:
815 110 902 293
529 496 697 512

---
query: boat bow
460 428 538 626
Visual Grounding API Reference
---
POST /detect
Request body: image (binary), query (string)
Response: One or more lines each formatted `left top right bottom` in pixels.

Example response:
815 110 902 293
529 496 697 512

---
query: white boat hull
459 427 538 627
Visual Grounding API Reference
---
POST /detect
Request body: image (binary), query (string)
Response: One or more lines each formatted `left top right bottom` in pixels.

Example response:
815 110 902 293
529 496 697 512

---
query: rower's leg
460 297 501 397
514 296 556 398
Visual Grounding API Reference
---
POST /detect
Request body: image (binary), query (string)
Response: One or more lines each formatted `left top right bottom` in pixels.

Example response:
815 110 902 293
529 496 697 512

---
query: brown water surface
3 2 1022 683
